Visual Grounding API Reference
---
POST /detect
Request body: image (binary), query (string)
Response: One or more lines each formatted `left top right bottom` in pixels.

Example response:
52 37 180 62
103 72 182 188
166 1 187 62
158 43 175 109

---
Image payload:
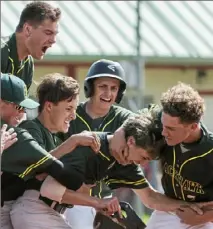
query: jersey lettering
164 163 205 195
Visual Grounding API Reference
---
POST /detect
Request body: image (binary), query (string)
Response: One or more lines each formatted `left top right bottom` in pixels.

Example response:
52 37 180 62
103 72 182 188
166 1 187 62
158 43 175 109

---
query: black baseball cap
1 73 39 109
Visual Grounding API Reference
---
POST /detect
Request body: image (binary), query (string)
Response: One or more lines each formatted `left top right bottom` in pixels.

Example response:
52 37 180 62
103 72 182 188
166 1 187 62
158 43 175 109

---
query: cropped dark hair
160 82 205 124
37 73 80 112
16 1 61 32
122 106 165 159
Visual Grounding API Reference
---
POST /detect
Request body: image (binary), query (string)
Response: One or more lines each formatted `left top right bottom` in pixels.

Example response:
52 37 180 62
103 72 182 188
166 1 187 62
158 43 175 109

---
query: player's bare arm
68 130 101 153
40 175 120 216
35 130 100 180
134 187 203 214
109 126 130 164
49 130 100 159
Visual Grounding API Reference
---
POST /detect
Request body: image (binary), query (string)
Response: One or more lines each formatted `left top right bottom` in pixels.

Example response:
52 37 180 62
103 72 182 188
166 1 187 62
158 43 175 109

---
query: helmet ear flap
84 79 94 98
115 81 126 104
115 88 123 104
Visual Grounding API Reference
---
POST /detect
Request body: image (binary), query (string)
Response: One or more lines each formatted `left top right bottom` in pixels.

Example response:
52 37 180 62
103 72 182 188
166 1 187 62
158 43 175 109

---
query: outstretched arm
19 120 100 160
40 175 121 215
134 187 203 214
50 131 100 159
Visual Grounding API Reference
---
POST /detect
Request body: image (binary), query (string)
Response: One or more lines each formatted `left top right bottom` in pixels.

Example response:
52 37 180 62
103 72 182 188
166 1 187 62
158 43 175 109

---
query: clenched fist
71 130 101 152
96 197 121 217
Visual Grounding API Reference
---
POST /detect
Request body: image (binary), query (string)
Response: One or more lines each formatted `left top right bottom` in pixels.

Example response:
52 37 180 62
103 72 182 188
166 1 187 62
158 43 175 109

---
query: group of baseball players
1 1 213 229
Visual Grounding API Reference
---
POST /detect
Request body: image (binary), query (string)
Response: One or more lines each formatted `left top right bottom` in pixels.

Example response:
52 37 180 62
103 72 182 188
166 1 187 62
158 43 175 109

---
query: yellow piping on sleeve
19 155 53 179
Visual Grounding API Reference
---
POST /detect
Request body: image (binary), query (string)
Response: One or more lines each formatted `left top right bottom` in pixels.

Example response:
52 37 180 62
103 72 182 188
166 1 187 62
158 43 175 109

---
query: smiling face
24 19 59 60
46 95 79 133
0 100 25 127
126 136 152 167
91 77 120 110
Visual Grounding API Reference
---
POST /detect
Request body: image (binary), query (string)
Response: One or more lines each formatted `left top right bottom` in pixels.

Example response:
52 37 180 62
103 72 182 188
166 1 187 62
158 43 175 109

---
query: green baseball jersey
18 118 68 204
1 33 34 90
66 103 134 135
60 132 149 192
161 125 213 202
1 119 82 203
62 102 135 198
19 118 63 152
140 104 213 203
1 120 56 181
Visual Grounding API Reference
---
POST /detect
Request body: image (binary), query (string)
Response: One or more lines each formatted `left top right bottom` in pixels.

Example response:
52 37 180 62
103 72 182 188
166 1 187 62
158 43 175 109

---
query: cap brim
19 98 40 109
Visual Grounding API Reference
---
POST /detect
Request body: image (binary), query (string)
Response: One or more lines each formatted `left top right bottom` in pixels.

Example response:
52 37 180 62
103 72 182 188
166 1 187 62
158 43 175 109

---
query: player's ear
23 23 32 37
45 101 53 112
127 136 135 147
191 122 198 131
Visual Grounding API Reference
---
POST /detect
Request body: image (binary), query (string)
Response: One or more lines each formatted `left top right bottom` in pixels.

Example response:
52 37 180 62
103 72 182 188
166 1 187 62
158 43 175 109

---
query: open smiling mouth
100 98 112 103
42 46 49 54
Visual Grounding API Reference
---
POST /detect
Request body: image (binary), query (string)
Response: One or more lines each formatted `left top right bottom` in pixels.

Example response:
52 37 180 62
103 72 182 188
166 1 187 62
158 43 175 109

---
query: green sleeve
104 163 149 190
19 120 46 149
122 108 135 120
60 146 96 179
116 107 135 127
1 40 9 73
1 127 56 181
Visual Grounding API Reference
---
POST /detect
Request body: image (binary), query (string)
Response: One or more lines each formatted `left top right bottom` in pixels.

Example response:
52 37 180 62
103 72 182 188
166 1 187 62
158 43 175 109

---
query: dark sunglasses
15 104 25 111
3 100 25 112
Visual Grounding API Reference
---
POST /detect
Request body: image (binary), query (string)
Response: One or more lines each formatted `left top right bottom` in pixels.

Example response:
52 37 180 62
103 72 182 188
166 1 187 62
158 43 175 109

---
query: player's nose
161 127 168 137
71 111 76 120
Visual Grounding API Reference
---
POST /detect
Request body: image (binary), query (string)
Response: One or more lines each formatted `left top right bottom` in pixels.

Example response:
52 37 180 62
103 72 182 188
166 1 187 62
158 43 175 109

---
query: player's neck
86 100 110 119
182 126 202 144
15 32 29 61
37 113 58 134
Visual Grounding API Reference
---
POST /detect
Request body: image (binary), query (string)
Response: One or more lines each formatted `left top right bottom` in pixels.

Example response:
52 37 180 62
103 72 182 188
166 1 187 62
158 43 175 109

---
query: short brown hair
37 73 79 112
122 109 165 160
16 1 61 32
160 82 205 124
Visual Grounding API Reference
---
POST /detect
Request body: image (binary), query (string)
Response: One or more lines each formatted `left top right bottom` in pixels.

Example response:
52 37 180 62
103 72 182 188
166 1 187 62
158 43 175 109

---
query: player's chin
99 102 111 109
61 125 69 133
32 52 44 60
165 139 176 146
